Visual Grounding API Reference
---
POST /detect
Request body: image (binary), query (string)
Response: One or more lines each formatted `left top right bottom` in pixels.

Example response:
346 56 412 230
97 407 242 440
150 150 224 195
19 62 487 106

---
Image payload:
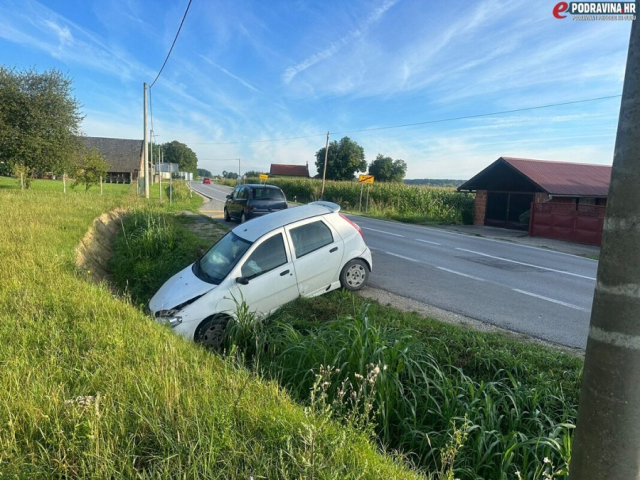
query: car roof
240 184 282 189
232 201 341 242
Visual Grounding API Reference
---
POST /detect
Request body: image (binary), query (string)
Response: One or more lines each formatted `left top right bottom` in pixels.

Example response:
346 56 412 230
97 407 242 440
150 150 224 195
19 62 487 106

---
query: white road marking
456 248 596 280
362 227 404 237
385 252 419 262
416 239 441 246
436 267 485 282
512 289 590 312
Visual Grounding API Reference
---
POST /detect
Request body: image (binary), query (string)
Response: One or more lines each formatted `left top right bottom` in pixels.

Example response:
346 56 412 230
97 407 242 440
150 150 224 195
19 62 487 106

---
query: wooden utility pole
569 18 640 479
320 131 330 199
143 83 149 198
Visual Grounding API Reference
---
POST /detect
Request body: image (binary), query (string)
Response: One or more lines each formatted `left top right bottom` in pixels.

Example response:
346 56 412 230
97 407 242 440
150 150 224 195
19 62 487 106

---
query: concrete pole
143 83 149 199
570 18 640 479
320 131 330 200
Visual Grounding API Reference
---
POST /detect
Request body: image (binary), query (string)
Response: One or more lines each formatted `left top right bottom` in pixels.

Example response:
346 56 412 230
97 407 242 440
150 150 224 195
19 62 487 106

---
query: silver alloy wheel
240 211 247 223
344 261 367 289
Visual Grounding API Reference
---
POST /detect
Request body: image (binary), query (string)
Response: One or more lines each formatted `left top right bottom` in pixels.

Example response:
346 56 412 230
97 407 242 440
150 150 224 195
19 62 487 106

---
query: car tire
224 208 231 221
194 315 229 350
340 259 369 291
240 211 247 223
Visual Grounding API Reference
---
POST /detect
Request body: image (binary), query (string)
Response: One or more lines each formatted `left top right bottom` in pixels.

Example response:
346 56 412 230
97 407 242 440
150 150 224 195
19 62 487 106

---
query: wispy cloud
282 0 399 84
199 55 259 92
0 0 152 80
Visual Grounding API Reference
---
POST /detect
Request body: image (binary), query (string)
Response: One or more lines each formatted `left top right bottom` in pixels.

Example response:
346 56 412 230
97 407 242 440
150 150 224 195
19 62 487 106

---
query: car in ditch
148 201 372 348
224 184 287 223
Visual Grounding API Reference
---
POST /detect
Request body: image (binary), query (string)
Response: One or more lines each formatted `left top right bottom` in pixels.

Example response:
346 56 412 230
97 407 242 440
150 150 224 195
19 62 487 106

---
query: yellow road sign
259 174 268 180
359 174 374 184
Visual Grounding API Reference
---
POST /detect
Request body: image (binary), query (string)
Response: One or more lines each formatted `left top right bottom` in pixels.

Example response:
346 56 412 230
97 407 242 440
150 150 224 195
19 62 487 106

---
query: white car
148 201 372 348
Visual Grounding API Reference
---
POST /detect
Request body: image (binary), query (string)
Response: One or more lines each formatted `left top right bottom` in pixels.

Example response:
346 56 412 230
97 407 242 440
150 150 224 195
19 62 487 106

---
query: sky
0 0 633 179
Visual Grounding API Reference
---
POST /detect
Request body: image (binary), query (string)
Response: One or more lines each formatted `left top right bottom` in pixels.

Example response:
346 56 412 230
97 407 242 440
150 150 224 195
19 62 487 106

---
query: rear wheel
240 211 247 223
340 259 369 291
195 315 229 350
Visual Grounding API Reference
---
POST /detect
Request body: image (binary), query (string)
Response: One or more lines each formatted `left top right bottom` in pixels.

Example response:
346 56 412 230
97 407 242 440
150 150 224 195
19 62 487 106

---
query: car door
286 218 344 297
229 230 299 316
228 186 245 219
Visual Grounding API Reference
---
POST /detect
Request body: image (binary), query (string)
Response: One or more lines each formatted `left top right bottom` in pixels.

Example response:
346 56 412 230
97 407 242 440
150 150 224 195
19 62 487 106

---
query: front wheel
224 208 231 221
194 315 229 350
340 259 369 291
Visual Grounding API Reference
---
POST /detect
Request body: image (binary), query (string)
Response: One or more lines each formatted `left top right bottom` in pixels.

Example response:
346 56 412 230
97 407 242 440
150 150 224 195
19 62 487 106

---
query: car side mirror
236 277 249 285
226 194 232 199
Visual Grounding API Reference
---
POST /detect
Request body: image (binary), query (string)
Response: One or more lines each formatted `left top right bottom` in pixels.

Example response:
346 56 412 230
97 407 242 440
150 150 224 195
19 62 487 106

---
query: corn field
249 177 474 224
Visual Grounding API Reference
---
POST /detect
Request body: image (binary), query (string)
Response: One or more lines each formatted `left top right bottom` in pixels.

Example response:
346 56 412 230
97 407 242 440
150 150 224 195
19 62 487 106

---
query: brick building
458 157 612 245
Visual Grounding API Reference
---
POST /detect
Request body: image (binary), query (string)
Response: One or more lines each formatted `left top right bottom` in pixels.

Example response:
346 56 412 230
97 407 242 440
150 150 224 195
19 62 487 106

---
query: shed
79 137 144 184
269 163 310 178
458 157 612 245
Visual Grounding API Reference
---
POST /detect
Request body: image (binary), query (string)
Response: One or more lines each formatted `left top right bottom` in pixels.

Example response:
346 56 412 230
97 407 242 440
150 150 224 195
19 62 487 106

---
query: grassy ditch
110 203 583 480
0 177 421 479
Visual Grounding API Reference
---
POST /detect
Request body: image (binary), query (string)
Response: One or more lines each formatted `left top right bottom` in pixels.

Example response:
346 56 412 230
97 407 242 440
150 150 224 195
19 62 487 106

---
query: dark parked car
203 178 211 184
224 184 287 223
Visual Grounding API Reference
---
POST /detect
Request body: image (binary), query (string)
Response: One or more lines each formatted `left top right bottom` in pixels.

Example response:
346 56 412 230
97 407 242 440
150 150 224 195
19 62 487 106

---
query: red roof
270 164 309 177
502 157 612 196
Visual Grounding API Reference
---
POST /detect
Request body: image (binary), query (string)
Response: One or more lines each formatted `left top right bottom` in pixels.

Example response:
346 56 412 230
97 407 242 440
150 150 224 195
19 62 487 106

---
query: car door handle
280 270 290 276
330 247 338 253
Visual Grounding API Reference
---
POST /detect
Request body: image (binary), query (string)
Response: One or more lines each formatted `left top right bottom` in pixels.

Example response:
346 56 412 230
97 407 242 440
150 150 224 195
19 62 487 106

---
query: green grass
0 176 421 479
108 200 582 480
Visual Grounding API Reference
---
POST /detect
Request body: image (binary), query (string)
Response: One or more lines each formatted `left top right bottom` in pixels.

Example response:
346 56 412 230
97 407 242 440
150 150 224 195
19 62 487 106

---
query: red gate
529 202 606 246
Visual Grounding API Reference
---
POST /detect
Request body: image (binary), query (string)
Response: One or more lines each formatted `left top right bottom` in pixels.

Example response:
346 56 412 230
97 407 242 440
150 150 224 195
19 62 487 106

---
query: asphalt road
190 181 597 349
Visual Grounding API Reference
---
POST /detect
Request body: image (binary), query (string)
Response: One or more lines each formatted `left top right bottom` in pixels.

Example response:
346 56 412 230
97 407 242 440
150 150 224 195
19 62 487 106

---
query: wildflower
544 457 550 464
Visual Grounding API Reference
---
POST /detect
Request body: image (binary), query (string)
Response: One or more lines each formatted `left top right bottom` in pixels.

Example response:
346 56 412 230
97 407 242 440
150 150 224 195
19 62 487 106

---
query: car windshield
193 232 252 284
253 188 285 200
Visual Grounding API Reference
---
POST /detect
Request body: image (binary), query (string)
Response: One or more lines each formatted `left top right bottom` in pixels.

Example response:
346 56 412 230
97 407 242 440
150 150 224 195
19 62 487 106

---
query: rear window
252 188 285 200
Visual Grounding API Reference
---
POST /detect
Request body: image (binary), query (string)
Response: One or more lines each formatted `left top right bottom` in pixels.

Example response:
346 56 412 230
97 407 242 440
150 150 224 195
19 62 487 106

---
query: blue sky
0 0 633 179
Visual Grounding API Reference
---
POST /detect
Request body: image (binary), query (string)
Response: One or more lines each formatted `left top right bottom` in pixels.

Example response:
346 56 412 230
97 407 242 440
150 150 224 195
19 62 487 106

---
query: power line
150 0 194 88
332 95 622 135
188 94 621 146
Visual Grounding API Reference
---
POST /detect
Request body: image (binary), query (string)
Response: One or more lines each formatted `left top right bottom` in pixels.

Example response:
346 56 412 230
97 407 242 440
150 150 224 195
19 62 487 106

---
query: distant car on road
148 201 372 349
202 178 211 184
224 184 287 223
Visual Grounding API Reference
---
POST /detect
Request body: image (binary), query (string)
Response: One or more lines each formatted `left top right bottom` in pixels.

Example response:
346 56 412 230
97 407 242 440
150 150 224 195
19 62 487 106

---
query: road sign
359 174 374 184
259 174 268 180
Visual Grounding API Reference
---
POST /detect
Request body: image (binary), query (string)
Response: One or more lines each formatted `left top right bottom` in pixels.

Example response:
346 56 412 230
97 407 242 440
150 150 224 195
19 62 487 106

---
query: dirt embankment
76 209 127 285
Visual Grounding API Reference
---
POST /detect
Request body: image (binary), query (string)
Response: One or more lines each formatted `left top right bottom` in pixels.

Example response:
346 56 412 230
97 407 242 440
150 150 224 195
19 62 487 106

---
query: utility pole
143 83 149 198
320 131 330 200
569 19 640 479
150 130 154 186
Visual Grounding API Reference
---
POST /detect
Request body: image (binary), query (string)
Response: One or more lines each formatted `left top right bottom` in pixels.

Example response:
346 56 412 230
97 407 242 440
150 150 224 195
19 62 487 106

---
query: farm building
458 157 612 246
79 137 144 184
269 163 310 178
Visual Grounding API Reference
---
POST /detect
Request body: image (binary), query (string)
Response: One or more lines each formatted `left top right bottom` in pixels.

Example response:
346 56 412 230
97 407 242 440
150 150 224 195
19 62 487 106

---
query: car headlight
154 309 183 328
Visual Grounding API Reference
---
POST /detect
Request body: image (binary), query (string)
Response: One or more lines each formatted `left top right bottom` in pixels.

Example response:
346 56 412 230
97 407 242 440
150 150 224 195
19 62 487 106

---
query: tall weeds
247 177 474 224
227 300 579 480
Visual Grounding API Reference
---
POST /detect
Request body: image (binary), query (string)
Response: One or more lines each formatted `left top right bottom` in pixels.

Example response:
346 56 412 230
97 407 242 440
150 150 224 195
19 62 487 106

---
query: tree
197 168 213 178
368 154 407 182
72 148 109 192
0 67 83 187
221 170 238 179
569 19 640 479
315 136 367 181
161 140 198 175
244 170 265 178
